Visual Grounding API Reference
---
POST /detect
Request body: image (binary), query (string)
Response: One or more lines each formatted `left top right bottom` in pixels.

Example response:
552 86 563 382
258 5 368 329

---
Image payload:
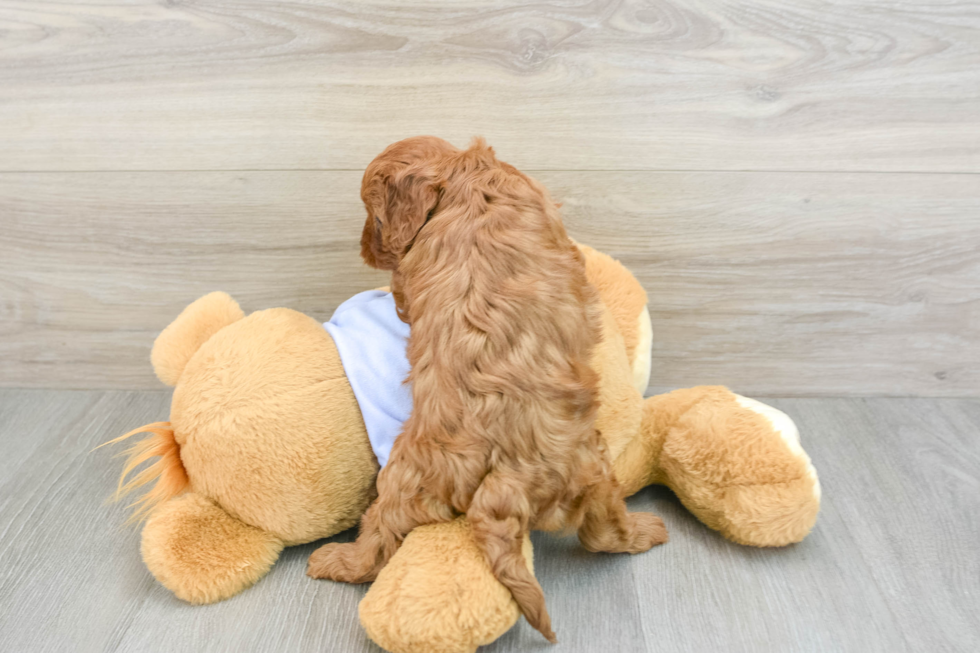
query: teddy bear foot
722 394 821 546
141 492 284 604
637 386 821 548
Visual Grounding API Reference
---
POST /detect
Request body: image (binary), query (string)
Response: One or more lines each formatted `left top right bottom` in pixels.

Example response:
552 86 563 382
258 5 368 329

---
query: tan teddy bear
107 244 819 653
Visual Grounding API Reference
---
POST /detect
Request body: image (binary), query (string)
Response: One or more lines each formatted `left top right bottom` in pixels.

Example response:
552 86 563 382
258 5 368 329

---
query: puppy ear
386 165 441 254
361 136 458 269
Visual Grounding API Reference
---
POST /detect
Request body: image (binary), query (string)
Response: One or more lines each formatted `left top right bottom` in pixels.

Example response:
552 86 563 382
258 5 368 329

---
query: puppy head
360 136 458 270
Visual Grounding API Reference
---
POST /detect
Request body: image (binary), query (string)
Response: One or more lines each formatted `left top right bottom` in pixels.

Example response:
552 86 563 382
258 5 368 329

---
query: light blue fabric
323 290 412 468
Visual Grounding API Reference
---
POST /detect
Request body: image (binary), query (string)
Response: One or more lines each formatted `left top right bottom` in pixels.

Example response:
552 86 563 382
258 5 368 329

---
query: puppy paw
627 512 668 553
307 542 377 583
307 542 342 580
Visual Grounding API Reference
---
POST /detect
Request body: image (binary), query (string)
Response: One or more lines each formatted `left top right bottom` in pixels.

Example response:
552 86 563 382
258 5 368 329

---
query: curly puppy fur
308 136 667 641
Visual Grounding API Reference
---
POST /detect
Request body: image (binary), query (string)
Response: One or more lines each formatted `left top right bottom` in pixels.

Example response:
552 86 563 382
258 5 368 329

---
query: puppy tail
468 478 557 643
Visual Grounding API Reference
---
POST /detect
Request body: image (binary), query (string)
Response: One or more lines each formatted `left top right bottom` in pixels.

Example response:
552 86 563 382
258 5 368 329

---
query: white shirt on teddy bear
323 290 411 468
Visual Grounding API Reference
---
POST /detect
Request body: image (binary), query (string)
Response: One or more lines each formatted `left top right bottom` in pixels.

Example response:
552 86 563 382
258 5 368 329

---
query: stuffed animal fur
106 244 820 653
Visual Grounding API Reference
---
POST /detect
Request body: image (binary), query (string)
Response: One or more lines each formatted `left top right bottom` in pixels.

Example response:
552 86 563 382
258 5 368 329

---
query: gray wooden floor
1 390 977 652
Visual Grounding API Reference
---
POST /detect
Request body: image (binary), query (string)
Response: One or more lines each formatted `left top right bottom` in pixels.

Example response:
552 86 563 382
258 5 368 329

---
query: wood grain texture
0 0 978 172
0 171 387 390
554 171 980 397
1 390 978 652
2 170 977 395
1 1 978 394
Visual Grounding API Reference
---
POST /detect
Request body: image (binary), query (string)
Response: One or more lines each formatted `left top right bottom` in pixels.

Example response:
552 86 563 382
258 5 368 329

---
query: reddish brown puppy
308 136 667 641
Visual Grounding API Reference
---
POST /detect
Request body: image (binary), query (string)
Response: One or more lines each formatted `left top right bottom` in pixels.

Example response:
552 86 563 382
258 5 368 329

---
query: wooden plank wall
1 1 978 396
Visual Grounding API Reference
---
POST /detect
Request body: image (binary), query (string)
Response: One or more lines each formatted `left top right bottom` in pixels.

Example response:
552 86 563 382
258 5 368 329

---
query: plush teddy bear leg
359 518 533 653
141 492 284 604
618 386 821 547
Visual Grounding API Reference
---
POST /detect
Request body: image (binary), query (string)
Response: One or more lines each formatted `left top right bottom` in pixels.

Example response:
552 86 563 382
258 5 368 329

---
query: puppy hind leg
308 458 448 583
468 474 557 643
577 475 668 554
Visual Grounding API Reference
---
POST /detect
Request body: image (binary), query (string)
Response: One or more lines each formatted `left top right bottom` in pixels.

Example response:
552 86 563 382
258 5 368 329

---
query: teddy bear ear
151 292 244 386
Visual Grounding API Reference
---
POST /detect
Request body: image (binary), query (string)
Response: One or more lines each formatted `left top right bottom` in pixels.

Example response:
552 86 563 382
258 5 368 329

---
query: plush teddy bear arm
141 492 284 604
633 387 821 546
151 291 245 386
